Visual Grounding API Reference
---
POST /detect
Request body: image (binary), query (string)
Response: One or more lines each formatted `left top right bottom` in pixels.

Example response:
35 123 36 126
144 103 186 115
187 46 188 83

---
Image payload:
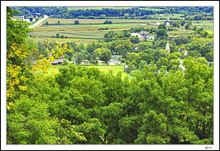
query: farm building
165 20 170 26
156 22 161 26
145 35 155 40
139 31 149 36
131 33 143 39
21 16 31 22
164 18 170 26
112 55 121 60
131 32 154 41
107 59 121 65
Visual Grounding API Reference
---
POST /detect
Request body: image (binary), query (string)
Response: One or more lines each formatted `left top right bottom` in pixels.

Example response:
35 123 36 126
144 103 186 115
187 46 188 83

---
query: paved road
28 15 48 29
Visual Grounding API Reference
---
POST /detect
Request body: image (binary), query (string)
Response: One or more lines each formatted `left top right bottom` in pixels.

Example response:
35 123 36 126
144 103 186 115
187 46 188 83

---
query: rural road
28 15 48 29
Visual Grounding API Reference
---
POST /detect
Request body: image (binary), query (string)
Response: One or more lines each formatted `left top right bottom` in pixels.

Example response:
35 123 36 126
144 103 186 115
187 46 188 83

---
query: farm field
167 29 195 35
29 30 107 40
46 18 165 25
32 37 99 45
33 65 128 80
29 18 164 42
29 18 213 44
192 20 213 29
85 65 129 80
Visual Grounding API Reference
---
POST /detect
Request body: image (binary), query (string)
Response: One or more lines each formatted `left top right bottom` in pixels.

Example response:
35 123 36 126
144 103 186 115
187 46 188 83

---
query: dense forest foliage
11 6 213 20
7 60 213 144
6 6 214 145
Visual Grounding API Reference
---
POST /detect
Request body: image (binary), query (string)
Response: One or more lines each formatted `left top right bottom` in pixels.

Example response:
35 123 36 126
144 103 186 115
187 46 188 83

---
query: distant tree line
11 6 213 20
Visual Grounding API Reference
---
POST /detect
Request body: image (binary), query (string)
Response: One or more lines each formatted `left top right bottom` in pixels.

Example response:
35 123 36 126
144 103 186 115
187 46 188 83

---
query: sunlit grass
85 65 128 80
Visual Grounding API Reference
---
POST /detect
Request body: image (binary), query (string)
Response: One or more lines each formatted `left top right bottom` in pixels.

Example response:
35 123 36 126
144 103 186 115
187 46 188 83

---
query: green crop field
192 20 213 29
46 18 163 25
29 18 165 42
167 29 195 36
29 18 213 44
29 30 107 40
32 37 99 45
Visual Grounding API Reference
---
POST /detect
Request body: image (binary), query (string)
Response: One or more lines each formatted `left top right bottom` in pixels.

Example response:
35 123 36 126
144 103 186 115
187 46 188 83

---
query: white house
20 16 31 22
156 22 161 26
108 59 121 65
21 16 24 21
131 33 143 40
32 18 36 22
165 20 170 26
139 31 149 36
24 19 31 22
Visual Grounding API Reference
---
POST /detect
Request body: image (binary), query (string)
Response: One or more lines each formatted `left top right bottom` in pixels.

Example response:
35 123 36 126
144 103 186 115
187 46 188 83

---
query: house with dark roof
51 56 64 65
108 59 121 65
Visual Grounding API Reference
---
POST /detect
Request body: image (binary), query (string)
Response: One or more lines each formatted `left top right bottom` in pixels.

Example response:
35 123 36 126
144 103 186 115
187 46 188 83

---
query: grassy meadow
33 64 128 80
86 65 128 80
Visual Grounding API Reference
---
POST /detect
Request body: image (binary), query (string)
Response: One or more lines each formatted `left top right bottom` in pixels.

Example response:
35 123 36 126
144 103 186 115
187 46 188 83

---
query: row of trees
11 6 213 20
